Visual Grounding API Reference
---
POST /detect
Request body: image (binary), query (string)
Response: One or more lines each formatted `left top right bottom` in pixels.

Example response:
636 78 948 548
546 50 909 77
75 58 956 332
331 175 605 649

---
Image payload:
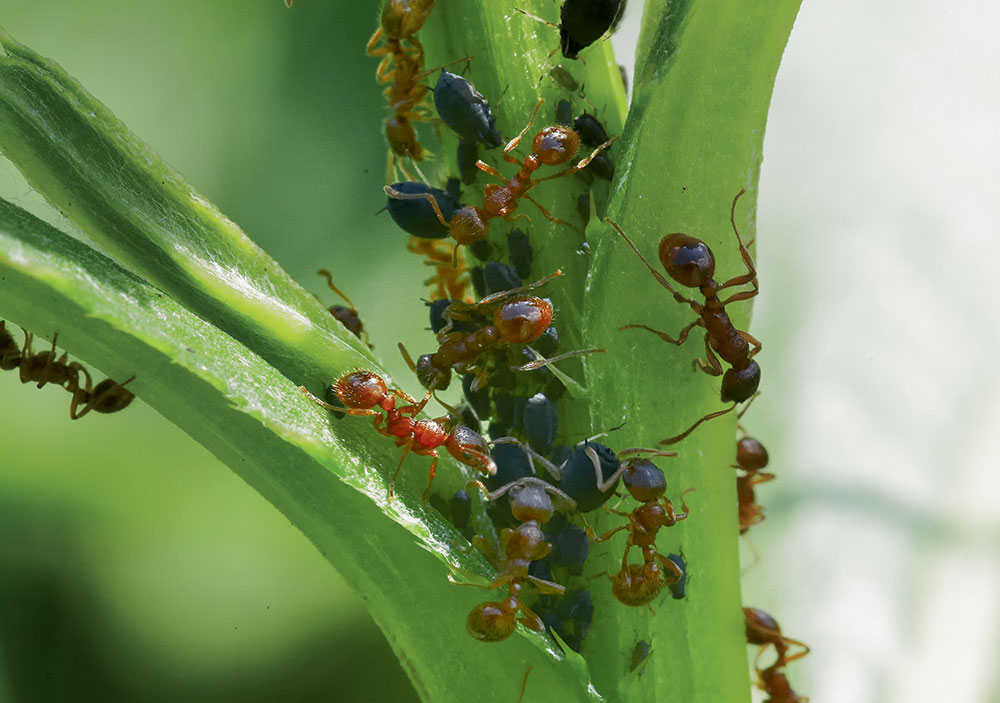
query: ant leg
526 575 566 596
68 365 95 419
317 269 357 311
588 523 628 543
35 333 59 388
475 160 508 183
522 193 581 234
654 552 685 585
618 319 701 346
502 98 545 164
517 667 532 703
533 138 618 184
383 186 452 229
420 455 439 506
366 27 385 56
388 439 416 501
728 188 758 275
659 403 738 445
604 219 702 309
474 269 563 307
693 335 724 376
720 283 759 305
740 330 763 358
517 605 547 633
511 346 606 371
670 487 696 520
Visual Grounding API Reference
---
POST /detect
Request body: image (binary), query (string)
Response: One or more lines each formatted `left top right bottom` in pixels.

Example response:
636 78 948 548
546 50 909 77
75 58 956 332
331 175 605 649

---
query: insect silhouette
316 269 370 346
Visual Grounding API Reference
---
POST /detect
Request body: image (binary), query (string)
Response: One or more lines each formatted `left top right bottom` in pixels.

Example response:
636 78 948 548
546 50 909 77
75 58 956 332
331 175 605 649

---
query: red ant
589 456 694 607
734 435 774 534
606 189 761 437
744 607 810 702
385 99 615 254
407 237 472 302
316 269 370 346
300 370 496 503
6 324 136 419
451 476 576 642
400 270 601 391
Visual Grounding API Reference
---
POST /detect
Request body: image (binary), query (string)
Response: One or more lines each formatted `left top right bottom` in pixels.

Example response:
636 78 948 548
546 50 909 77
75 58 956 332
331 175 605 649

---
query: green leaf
0 196 601 702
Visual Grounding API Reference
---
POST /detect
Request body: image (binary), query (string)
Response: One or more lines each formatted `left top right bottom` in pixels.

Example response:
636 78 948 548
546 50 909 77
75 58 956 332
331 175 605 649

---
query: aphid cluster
295 2 804 699
1 320 135 419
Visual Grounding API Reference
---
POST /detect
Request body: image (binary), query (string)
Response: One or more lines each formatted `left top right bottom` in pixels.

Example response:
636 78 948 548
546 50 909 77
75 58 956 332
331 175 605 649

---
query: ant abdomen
721 360 760 403
493 296 553 344
658 233 716 286
467 599 519 642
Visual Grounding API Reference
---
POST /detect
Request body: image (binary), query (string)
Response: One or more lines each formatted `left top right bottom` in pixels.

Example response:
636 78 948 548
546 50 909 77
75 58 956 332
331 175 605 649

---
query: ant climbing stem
300 370 495 504
316 269 370 346
384 98 616 256
607 189 762 442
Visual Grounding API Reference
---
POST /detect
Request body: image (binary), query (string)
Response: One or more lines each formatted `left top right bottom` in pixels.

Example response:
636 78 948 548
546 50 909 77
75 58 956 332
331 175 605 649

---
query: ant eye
493 297 552 344
658 233 715 287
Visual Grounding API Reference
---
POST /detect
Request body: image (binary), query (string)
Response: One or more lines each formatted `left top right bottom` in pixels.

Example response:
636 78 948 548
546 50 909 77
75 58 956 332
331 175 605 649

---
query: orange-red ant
734 435 774 534
385 99 615 252
300 370 496 503
606 190 761 426
589 457 694 607
316 269 370 346
407 238 472 302
744 607 810 702
452 476 576 642
399 271 602 391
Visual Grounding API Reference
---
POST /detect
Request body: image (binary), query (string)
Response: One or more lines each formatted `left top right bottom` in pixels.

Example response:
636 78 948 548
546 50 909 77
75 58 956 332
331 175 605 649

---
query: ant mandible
300 370 496 503
316 269 371 346
385 99 615 254
606 189 761 433
452 476 576 642
589 457 695 607
400 271 601 392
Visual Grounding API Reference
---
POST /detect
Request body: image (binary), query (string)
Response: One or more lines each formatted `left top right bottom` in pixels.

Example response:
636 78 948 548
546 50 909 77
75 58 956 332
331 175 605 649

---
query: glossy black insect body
434 70 503 148
386 181 462 238
560 0 624 59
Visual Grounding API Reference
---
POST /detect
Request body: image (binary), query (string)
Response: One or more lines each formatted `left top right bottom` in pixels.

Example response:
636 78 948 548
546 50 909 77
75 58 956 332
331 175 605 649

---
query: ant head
720 360 760 403
329 306 364 340
415 354 451 391
611 561 665 607
493 296 553 344
381 0 434 40
334 370 386 409
90 379 136 414
736 436 769 471
621 458 667 502
449 206 488 245
508 483 554 523
658 233 715 287
743 607 781 644
532 126 580 166
466 600 517 642
447 426 497 476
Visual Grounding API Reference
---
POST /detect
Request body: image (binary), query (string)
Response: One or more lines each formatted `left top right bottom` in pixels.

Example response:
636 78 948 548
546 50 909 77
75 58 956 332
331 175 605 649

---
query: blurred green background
0 2 426 701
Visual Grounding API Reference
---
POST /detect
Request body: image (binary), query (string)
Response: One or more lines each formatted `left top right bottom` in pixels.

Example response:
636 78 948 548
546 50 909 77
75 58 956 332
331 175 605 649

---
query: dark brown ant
10 326 136 419
400 271 601 391
606 190 761 432
316 270 370 346
385 99 615 253
300 370 496 503
756 665 809 703
589 457 694 607
452 476 576 642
